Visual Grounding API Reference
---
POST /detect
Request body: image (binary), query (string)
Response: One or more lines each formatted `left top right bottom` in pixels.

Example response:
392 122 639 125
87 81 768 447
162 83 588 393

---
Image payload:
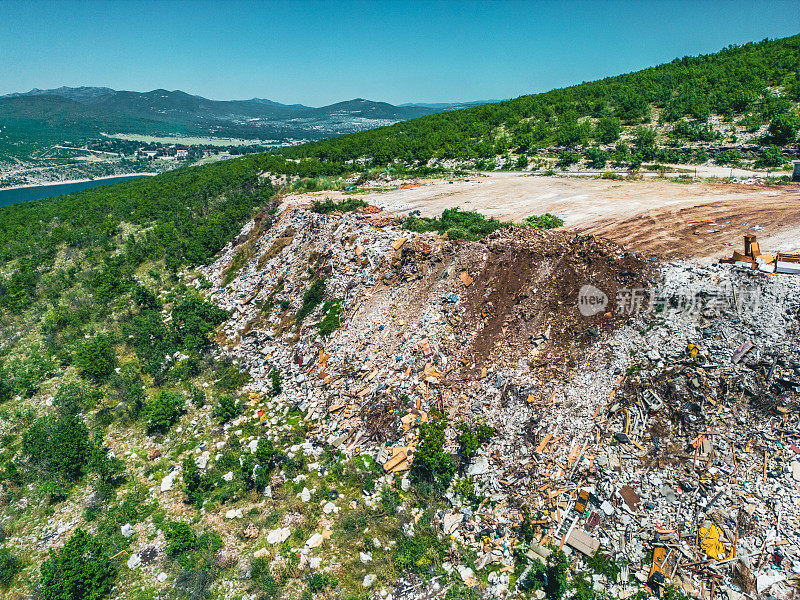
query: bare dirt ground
281 172 800 260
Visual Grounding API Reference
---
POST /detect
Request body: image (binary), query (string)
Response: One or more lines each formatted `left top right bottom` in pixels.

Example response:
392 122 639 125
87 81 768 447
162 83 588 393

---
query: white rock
443 513 463 535
196 452 210 470
157 572 168 582
363 574 376 588
249 439 259 453
298 487 311 502
323 501 338 514
121 523 135 538
225 508 243 519
466 455 490 476
254 548 268 559
266 527 291 544
305 532 324 548
223 471 234 482
160 471 177 492
127 553 141 569
457 565 475 582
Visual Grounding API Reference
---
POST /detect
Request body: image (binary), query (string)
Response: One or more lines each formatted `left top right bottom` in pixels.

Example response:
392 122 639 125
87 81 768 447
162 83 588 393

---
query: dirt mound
453 228 652 375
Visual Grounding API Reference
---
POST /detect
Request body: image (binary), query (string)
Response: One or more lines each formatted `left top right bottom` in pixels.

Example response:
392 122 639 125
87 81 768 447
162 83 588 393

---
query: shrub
131 285 161 310
380 485 401 512
317 298 343 336
403 208 508 240
170 298 228 354
0 548 21 587
111 364 146 419
0 372 12 404
765 112 800 146
165 521 197 557
22 414 91 481
585 146 608 169
189 385 206 407
456 422 496 463
445 582 482 600
142 391 184 435
595 116 621 143
254 439 284 481
213 394 242 424
756 145 785 168
307 572 337 593
182 457 215 509
215 357 250 391
544 548 570 600
75 333 117 383
250 557 279 597
270 369 282 396
89 432 126 498
523 213 563 229
296 279 326 325
40 529 117 600
392 526 445 575
165 521 223 571
411 412 454 492
557 151 580 168
311 197 367 214
54 381 100 416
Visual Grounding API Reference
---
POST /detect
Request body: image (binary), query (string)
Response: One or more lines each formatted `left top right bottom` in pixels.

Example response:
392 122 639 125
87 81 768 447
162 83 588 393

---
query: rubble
191 203 800 599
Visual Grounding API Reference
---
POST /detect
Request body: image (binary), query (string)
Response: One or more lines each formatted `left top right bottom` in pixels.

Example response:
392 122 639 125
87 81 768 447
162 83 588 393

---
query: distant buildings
134 147 190 160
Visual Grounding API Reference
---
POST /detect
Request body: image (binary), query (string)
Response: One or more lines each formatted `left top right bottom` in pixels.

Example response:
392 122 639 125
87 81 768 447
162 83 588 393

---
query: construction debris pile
721 234 800 275
192 203 800 599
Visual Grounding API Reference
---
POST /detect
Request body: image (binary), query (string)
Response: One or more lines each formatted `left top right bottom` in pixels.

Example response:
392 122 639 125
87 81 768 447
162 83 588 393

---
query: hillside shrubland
282 35 800 170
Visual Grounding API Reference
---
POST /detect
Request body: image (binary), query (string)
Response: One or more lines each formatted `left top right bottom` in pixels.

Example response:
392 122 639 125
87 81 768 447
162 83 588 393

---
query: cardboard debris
565 527 600 556
383 447 409 473
721 234 800 275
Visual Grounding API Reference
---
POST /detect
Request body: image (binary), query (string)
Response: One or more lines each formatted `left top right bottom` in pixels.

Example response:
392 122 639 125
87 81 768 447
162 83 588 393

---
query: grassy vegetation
311 197 368 214
295 278 326 325
403 208 564 241
524 213 564 229
403 208 509 241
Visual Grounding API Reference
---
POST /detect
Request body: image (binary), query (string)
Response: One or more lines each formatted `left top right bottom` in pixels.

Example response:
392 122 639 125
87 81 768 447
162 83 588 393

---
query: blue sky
1 0 798 106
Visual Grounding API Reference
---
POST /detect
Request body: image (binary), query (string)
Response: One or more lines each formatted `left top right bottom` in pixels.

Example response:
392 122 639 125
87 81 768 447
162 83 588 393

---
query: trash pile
721 234 800 275
192 204 800 599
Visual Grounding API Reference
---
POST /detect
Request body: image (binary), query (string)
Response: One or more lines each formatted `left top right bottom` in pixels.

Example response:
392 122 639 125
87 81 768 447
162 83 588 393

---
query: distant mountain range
0 87 492 152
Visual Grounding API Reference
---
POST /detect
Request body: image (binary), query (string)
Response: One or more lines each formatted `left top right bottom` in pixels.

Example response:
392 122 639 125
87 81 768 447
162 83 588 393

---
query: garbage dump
721 234 800 275
191 202 800 599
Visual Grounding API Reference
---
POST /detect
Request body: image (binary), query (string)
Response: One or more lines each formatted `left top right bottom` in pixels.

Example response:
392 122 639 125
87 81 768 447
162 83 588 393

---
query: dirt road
282 172 800 260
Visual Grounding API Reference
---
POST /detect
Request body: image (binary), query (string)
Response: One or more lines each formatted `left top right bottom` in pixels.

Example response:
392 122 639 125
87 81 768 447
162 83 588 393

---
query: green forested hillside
0 95 196 155
282 35 800 166
0 136 362 595
0 154 347 314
